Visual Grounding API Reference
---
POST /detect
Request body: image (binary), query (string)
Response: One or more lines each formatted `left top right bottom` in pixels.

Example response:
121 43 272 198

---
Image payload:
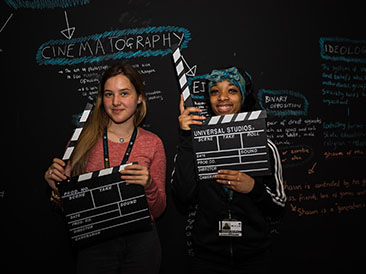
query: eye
104 91 113 98
120 91 129 97
228 88 239 94
210 89 219 96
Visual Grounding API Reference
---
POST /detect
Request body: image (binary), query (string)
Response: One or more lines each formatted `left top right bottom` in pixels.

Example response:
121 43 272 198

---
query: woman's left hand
214 170 255 194
120 164 151 188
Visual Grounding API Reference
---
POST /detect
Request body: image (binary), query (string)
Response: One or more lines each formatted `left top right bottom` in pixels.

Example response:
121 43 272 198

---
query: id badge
219 219 242 237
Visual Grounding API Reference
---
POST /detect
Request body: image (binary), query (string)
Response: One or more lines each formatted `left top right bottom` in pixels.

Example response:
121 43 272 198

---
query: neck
107 120 135 139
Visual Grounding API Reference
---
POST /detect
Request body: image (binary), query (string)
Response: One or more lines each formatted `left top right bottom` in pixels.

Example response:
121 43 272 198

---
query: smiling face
103 74 142 126
209 80 243 115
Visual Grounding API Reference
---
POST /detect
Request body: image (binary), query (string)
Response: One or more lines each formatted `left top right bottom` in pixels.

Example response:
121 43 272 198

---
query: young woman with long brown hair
45 63 166 274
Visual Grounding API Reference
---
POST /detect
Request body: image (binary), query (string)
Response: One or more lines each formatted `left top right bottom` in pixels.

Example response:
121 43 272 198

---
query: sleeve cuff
179 129 192 147
248 179 266 202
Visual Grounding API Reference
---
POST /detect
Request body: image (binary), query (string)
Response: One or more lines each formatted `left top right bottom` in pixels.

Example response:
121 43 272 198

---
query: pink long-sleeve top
85 127 167 219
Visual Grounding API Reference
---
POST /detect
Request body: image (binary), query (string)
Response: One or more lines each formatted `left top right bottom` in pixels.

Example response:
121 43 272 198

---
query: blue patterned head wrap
206 67 246 103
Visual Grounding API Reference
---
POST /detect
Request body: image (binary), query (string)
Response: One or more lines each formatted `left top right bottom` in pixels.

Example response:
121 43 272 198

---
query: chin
110 112 136 125
214 109 235 116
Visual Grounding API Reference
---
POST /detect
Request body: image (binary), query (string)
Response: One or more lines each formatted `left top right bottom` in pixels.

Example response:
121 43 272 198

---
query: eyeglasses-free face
209 80 243 116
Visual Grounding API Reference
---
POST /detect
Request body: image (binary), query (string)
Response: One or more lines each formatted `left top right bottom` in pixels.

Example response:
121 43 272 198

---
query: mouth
112 108 124 114
216 104 233 114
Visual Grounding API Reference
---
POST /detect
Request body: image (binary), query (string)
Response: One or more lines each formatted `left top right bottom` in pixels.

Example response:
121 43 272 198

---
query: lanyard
103 127 138 168
222 187 234 220
223 187 234 202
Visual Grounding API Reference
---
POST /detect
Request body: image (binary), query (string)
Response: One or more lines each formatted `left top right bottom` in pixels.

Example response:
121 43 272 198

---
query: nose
218 90 229 101
112 94 121 106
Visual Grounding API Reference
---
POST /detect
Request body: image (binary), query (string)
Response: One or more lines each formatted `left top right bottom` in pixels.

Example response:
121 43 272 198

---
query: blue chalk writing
36 26 191 65
187 74 209 86
323 122 366 149
188 74 209 100
257 89 309 117
323 122 347 130
320 37 366 63
5 0 90 9
191 94 205 100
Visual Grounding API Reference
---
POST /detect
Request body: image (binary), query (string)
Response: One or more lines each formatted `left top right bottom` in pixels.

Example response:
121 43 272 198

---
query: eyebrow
210 82 238 90
228 83 240 89
104 88 130 92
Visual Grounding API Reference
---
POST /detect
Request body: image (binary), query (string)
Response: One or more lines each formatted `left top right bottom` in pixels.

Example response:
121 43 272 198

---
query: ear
137 94 143 104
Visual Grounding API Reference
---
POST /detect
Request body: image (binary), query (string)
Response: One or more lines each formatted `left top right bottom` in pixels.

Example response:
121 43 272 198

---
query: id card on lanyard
103 127 138 167
218 188 243 237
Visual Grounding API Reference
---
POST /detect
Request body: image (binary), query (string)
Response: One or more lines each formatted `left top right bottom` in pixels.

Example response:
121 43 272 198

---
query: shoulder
137 127 164 147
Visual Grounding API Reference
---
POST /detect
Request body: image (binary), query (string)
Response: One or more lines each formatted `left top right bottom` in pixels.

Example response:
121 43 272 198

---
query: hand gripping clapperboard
57 103 151 247
172 44 272 180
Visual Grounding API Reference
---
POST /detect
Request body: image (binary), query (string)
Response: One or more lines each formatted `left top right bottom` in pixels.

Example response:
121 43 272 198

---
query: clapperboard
191 111 271 180
172 44 195 108
58 163 151 247
171 45 271 180
57 103 151 247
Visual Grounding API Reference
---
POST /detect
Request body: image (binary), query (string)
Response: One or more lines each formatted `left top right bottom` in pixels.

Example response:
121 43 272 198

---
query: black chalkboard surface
3 1 365 273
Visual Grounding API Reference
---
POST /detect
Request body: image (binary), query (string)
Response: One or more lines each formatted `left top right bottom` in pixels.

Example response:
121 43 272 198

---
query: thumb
179 94 185 114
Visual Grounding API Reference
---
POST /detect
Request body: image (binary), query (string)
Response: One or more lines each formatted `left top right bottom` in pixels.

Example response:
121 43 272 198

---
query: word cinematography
192 110 271 180
36 26 191 65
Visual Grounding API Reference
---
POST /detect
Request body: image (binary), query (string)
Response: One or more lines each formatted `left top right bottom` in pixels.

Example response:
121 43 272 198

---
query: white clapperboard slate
191 110 272 180
57 103 151 247
58 164 151 247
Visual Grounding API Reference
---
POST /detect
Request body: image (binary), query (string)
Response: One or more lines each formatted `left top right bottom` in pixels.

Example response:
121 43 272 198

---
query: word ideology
192 110 271 180
58 162 151 247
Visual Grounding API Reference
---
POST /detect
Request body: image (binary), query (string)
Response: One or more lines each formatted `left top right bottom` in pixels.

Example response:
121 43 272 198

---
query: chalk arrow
60 10 75 40
185 64 197 77
181 55 197 77
0 13 13 33
0 13 14 53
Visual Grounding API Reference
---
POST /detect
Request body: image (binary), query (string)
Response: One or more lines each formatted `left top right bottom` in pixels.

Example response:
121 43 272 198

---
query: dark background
3 1 365 273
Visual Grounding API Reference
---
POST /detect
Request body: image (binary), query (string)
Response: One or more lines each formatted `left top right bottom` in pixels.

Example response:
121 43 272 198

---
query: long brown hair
70 63 147 176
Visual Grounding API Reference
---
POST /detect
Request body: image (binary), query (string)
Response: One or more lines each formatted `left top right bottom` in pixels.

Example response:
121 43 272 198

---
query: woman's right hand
178 94 206 130
44 158 68 192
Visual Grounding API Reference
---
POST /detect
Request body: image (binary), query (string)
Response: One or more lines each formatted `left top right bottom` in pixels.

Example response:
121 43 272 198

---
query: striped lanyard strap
103 127 138 168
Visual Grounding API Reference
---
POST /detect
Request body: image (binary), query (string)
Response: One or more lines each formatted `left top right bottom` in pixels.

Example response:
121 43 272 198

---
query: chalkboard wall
3 1 365 273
